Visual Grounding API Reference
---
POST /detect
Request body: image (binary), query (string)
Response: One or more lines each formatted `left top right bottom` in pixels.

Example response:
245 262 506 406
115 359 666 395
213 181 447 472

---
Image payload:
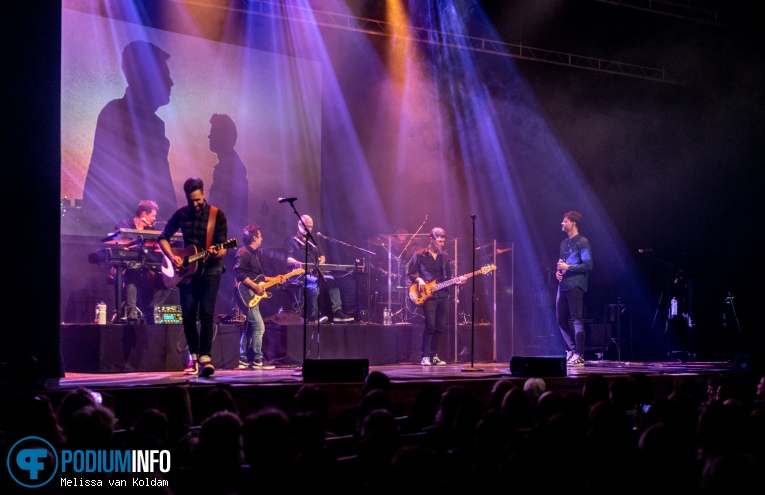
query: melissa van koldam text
59 476 169 487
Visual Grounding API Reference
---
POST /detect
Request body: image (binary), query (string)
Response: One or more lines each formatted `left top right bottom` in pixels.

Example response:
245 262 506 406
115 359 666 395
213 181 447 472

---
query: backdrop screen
61 1 323 237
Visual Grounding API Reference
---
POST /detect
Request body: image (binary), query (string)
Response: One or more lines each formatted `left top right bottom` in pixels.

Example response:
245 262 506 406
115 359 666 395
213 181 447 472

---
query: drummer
391 228 417 263
368 228 417 287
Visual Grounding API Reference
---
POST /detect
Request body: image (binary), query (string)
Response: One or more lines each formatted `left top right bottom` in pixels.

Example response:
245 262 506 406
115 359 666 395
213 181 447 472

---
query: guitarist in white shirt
407 227 466 366
233 225 284 369
158 177 229 377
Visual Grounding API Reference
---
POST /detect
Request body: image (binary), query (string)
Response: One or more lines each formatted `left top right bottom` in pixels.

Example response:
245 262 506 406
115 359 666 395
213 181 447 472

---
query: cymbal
367 234 394 246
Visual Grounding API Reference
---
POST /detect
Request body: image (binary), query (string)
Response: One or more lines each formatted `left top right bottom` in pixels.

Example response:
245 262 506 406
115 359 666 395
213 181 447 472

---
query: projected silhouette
82 40 176 234
208 113 249 315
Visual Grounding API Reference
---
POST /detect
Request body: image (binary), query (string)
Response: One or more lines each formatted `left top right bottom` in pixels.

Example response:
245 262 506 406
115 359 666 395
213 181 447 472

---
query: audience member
523 377 546 406
581 373 609 408
200 384 240 421
487 377 515 413
242 407 295 491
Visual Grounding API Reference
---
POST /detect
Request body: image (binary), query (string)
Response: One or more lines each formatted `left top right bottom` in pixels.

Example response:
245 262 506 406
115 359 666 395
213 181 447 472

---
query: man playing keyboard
114 199 171 322
284 214 354 324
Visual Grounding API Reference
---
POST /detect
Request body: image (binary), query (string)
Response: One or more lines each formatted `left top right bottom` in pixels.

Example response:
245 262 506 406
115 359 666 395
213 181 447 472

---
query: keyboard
298 262 365 273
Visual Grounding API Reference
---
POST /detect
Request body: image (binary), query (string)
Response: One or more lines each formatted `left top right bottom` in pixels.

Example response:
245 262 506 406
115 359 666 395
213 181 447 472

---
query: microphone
638 248 653 253
315 231 325 238
278 197 297 204
140 217 151 226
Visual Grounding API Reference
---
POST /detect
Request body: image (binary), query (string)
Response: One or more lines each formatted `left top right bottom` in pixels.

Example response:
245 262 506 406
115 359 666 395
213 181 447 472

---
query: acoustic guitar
408 264 496 306
235 268 305 310
161 239 237 288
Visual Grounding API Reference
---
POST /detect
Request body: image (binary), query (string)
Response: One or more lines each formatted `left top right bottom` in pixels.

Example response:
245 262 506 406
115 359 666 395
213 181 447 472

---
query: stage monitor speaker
510 356 566 377
302 358 369 383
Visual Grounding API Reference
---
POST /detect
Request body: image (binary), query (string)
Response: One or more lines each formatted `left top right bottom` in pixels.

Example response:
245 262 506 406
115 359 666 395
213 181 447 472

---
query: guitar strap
206 205 218 249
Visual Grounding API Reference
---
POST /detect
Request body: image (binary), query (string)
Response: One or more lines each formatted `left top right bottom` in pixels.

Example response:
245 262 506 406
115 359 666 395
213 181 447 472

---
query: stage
21 348 742 436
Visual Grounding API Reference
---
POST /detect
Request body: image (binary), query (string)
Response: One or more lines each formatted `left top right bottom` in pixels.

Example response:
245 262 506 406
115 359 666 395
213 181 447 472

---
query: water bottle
95 301 107 325
383 307 391 325
670 297 678 317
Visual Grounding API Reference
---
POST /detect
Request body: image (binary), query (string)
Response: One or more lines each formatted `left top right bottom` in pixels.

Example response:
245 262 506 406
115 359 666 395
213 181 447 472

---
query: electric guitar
235 268 305 310
161 239 237 288
408 264 496 306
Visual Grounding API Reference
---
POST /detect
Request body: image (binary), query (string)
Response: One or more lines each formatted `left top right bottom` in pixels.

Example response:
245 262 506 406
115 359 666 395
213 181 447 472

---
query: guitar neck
432 269 482 292
184 240 234 265
257 269 304 290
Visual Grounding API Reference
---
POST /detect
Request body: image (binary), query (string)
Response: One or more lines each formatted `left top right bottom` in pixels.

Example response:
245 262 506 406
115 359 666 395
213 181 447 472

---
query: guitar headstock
481 264 497 274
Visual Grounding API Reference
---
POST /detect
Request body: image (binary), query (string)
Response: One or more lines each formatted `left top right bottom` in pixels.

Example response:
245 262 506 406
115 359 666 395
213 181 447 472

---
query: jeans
179 273 221 357
303 273 343 319
556 287 586 354
421 294 449 358
240 304 265 363
123 267 171 320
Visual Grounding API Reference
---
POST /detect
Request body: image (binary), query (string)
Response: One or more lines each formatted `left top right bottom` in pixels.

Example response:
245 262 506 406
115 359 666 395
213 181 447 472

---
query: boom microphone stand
462 214 483 372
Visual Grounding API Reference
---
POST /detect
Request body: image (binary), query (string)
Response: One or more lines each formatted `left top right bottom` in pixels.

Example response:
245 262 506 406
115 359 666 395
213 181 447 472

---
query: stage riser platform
61 323 408 372
60 322 498 373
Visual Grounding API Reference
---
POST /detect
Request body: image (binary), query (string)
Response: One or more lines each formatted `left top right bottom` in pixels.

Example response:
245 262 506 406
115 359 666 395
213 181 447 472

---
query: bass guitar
161 239 238 288
236 268 306 310
408 264 496 306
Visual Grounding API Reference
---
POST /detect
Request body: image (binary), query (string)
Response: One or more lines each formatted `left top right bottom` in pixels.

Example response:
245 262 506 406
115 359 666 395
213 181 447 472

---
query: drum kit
367 235 410 287
367 233 429 321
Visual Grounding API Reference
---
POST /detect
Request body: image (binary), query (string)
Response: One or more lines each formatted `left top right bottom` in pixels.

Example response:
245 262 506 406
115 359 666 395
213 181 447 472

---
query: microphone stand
317 233 375 323
462 214 483 372
283 200 323 376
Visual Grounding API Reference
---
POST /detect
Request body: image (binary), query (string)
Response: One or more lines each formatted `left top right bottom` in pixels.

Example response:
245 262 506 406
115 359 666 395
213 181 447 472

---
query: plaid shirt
160 202 228 275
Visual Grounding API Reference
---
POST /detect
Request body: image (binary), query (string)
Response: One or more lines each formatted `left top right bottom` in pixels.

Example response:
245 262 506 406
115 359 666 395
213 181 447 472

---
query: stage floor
10 358 739 437
55 358 736 389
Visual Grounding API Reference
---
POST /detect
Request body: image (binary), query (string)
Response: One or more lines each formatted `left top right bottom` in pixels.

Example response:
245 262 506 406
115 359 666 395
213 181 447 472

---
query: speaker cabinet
302 358 369 383
510 356 566 377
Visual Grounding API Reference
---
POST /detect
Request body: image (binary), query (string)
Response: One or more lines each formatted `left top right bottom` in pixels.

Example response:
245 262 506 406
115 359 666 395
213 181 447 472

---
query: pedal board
153 305 182 324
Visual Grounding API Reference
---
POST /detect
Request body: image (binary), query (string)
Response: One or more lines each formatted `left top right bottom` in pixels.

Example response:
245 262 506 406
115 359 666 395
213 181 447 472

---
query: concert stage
43 325 743 435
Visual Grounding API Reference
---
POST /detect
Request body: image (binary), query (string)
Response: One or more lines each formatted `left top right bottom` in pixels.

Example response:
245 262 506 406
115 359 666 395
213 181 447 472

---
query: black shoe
332 311 354 323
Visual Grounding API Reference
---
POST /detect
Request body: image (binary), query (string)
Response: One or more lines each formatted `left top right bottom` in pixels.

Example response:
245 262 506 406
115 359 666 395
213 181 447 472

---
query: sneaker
183 354 198 375
307 316 329 324
236 361 251 370
431 355 447 365
252 360 276 370
332 311 354 323
568 353 585 366
198 355 215 377
421 357 432 366
565 350 573 362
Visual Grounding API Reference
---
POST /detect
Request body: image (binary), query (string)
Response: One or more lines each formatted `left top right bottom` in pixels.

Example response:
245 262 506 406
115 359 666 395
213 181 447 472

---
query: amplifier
154 305 183 325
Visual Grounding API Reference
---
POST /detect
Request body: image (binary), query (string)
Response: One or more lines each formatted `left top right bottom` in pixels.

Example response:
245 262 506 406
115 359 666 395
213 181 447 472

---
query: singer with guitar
555 211 593 366
158 177 229 377
233 225 291 370
407 227 466 366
